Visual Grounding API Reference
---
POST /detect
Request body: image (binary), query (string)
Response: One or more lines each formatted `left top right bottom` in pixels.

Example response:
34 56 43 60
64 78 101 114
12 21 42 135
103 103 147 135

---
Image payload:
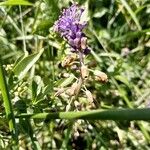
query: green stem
120 0 142 31
16 108 150 121
0 59 18 146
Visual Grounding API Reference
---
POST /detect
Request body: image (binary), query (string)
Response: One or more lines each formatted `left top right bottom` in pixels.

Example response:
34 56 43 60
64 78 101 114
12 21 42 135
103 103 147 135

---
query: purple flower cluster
54 4 90 54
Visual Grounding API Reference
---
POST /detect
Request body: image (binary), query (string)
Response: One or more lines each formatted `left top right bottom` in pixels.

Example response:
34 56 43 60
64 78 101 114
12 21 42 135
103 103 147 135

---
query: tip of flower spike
94 70 108 83
53 3 90 55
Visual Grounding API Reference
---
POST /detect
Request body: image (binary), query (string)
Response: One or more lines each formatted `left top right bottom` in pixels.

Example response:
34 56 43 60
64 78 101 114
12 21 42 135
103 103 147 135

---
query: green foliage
13 48 44 80
0 0 150 149
0 0 33 6
0 59 18 147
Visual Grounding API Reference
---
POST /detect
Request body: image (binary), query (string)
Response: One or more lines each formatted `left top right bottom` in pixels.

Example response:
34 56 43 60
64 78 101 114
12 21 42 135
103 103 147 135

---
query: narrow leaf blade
13 49 44 80
0 0 33 6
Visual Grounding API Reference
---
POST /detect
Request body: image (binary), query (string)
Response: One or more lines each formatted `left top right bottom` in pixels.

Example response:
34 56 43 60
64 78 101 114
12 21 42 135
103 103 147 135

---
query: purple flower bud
74 38 80 48
54 3 90 55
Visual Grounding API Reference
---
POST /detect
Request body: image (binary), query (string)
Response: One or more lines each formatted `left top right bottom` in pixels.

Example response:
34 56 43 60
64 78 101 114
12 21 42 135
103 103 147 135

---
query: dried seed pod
81 65 89 79
66 82 78 96
74 100 80 107
54 88 65 96
70 64 78 70
85 90 93 103
61 53 77 67
121 47 130 57
94 70 108 83
62 73 70 78
74 78 83 95
81 37 87 49
59 72 70 78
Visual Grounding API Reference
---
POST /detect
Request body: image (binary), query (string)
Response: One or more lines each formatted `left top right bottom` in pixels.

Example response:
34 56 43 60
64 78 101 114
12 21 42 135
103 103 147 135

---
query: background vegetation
0 0 150 149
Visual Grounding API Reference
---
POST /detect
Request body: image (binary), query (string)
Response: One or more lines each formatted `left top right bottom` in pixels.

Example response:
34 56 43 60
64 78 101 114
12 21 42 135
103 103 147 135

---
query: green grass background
0 0 150 149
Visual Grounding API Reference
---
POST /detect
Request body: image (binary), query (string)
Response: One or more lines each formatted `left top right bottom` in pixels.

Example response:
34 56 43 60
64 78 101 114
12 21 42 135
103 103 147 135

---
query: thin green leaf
16 108 150 121
55 74 75 87
13 49 44 80
0 59 18 146
120 0 142 30
0 0 33 6
114 75 131 88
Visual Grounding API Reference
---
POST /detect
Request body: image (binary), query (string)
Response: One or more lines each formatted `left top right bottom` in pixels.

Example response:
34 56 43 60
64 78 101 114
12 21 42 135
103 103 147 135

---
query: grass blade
0 0 33 6
0 58 18 146
16 108 150 121
120 0 142 30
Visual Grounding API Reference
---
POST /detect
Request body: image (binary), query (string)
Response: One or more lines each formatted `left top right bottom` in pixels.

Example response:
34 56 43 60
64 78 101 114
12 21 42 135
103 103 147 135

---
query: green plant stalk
16 108 150 121
0 59 18 145
120 0 142 30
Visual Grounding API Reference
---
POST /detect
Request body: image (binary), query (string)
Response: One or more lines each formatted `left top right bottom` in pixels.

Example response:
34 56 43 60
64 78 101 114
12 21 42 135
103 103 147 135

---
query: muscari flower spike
54 3 90 54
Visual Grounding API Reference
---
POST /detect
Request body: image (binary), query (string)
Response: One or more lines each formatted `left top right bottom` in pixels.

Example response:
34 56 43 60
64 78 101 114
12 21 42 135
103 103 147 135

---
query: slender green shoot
16 108 150 121
120 0 142 30
0 59 18 146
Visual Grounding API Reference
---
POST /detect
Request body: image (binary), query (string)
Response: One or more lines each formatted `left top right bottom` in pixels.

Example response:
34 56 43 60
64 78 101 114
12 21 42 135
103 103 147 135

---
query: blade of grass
0 58 18 147
19 6 28 55
110 29 150 43
16 108 150 121
1 7 22 35
89 28 115 64
120 0 142 30
0 0 33 6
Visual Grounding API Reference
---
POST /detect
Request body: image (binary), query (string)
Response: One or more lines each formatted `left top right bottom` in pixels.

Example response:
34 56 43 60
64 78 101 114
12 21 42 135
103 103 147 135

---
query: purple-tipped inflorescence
54 4 90 54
